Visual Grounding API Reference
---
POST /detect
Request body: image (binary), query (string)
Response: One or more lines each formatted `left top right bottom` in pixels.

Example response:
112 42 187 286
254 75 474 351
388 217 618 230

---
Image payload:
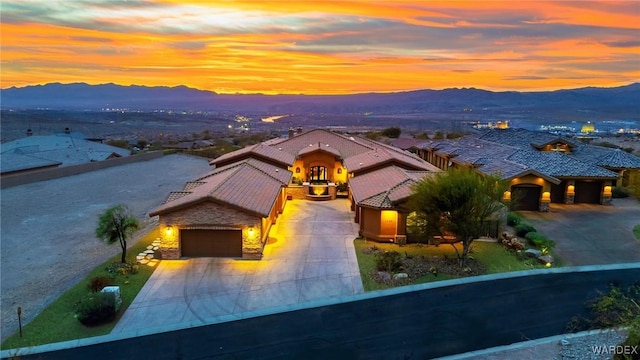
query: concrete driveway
112 199 363 334
520 198 640 266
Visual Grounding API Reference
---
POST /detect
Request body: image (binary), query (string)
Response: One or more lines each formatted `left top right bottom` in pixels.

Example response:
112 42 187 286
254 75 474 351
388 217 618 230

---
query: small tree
381 126 401 138
96 204 139 263
410 168 508 267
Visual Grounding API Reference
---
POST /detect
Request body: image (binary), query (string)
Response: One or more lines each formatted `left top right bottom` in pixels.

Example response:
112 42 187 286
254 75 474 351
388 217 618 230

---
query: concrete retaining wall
5 264 639 360
0 151 163 188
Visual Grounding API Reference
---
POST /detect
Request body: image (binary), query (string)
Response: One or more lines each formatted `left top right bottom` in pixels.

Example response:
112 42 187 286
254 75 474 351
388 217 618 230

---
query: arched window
295 167 301 174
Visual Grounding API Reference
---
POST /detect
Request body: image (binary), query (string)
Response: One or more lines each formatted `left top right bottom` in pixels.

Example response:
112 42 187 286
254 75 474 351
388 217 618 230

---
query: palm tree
96 204 140 263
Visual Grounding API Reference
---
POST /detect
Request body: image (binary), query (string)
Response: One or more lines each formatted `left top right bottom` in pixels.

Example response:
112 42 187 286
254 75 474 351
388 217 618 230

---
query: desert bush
75 292 117 326
375 251 402 273
515 223 537 237
525 232 556 250
612 187 630 198
615 318 640 360
507 212 522 226
87 275 113 293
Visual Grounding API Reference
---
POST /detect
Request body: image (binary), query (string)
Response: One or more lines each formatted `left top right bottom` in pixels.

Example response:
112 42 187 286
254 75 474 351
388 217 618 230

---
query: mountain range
2 82 639 116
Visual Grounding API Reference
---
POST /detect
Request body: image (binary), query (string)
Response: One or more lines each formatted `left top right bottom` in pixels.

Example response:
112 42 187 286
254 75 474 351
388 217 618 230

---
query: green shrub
615 317 640 360
525 232 556 250
87 276 113 293
612 187 630 198
515 224 536 237
507 213 522 226
375 251 402 273
75 292 116 326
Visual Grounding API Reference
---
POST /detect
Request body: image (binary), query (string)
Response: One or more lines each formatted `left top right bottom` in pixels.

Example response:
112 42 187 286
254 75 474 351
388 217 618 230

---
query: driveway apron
520 198 640 266
112 199 363 334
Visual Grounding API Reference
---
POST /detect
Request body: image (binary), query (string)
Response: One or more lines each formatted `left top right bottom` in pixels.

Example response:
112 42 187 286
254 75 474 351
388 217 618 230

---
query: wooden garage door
181 229 242 257
574 181 602 204
511 185 541 211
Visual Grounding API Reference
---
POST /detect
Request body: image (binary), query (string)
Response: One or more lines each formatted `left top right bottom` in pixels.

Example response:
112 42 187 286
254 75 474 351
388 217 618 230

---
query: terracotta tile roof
507 149 619 179
343 146 439 173
209 142 296 167
275 129 373 158
349 166 436 209
390 137 423 150
151 159 291 217
297 142 342 158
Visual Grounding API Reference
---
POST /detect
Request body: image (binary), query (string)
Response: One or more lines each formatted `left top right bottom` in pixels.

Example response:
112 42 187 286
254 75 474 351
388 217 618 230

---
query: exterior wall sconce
165 225 173 236
337 168 342 174
295 167 300 173
603 186 612 195
567 185 575 195
541 191 551 202
503 191 511 201
247 227 257 239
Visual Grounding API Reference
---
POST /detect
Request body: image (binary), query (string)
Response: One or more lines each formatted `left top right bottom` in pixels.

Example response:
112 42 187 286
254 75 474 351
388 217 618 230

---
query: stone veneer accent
158 201 262 259
601 194 612 205
565 194 575 204
539 201 550 212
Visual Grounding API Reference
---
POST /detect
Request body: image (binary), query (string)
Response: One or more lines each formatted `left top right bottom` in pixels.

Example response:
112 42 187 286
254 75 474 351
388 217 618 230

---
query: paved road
520 198 640 266
0 154 210 341
111 199 363 335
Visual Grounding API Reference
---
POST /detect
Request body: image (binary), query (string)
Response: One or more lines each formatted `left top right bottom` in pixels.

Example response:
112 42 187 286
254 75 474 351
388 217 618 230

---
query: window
295 167 301 173
309 166 327 181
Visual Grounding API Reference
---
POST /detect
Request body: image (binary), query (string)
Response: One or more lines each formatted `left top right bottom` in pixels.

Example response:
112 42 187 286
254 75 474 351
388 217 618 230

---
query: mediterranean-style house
150 128 440 259
412 128 640 212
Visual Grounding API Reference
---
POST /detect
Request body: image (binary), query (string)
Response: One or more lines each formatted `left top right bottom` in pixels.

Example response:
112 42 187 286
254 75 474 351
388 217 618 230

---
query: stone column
539 200 550 212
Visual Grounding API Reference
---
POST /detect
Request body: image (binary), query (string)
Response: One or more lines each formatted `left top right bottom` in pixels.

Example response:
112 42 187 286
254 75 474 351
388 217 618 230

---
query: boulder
377 271 391 281
393 272 409 279
101 286 122 311
525 249 542 258
538 254 554 265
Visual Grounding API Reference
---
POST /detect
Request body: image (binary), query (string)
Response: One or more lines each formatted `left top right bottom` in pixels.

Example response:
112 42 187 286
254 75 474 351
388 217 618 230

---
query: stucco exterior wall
360 207 404 242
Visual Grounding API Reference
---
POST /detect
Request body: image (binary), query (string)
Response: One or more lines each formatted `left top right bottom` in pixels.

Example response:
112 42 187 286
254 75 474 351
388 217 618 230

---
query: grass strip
2 228 160 350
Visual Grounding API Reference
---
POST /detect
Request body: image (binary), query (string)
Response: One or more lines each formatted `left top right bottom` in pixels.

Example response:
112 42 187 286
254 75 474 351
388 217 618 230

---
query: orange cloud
1 1 638 94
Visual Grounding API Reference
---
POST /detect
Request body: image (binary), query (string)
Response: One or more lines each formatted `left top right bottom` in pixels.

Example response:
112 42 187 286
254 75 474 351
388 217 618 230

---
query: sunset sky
1 1 639 94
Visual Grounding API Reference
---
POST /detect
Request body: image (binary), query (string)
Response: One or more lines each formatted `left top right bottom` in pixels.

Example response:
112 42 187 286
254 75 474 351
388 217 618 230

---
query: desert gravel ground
0 154 210 342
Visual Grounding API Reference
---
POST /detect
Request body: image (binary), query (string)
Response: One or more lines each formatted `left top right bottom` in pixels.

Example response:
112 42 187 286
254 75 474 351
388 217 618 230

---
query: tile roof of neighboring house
477 128 579 149
390 137 423 150
507 149 619 179
151 159 291 217
0 133 130 173
0 152 62 174
572 145 640 169
419 129 628 181
210 142 296 167
349 166 435 209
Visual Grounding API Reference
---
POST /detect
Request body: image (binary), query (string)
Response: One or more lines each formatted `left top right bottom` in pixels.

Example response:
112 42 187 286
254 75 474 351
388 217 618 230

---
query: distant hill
2 82 639 115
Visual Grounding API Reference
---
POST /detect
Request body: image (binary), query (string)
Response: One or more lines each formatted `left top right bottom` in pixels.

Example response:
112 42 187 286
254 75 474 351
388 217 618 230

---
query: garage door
574 181 602 204
181 229 242 257
511 185 541 211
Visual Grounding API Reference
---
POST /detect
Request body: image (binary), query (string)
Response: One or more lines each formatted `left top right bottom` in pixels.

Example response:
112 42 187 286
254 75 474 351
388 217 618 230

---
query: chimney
26 128 33 137
288 128 295 138
297 126 303 135
64 127 71 134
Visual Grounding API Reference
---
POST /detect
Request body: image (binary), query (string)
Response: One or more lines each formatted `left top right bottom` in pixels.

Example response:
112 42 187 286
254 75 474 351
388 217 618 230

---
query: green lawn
634 224 640 240
354 239 551 291
1 228 161 350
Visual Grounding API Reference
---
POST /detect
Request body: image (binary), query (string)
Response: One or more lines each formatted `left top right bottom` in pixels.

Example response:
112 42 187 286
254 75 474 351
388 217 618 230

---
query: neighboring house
151 128 440 259
412 128 640 211
0 132 131 175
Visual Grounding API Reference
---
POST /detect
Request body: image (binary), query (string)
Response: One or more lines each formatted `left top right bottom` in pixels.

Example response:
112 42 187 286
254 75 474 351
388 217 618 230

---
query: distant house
411 128 640 211
0 132 131 175
151 128 440 259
